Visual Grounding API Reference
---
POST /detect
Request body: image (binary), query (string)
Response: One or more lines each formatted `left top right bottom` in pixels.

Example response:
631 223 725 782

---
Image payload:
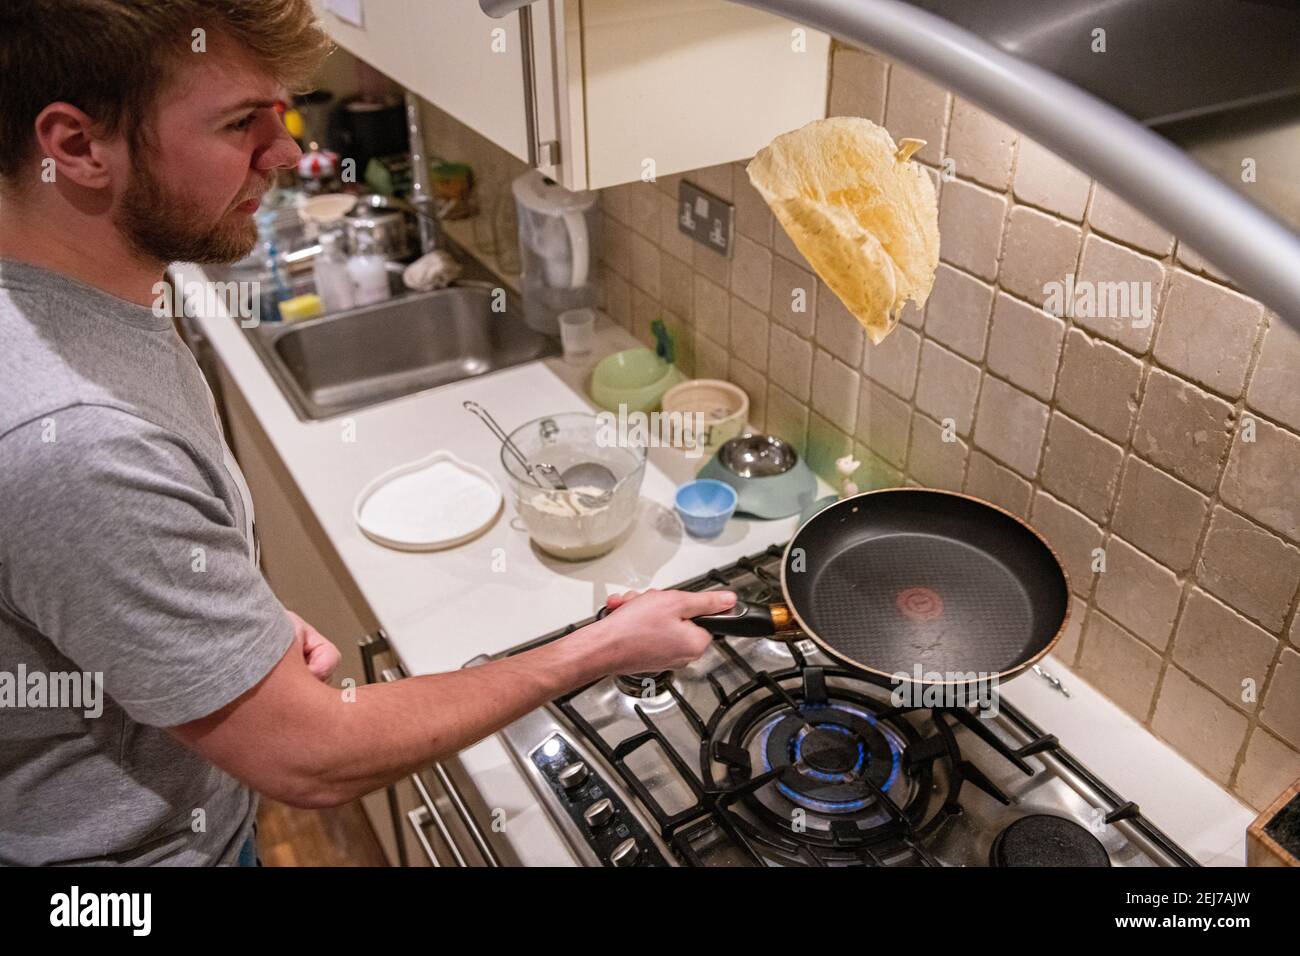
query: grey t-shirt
0 258 294 865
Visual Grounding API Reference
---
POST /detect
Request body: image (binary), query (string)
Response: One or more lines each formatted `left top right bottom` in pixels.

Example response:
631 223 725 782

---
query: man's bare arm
168 588 735 808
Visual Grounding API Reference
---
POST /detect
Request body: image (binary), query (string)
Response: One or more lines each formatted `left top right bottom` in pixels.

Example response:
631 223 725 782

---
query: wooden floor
256 797 389 867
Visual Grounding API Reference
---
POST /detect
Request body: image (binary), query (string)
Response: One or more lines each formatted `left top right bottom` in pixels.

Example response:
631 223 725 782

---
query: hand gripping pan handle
596 601 799 639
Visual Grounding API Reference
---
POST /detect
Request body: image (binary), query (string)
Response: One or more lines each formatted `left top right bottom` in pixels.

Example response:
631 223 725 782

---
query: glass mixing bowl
501 412 647 560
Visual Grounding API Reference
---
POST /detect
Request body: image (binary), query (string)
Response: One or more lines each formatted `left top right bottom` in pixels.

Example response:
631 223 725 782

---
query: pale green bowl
590 348 683 414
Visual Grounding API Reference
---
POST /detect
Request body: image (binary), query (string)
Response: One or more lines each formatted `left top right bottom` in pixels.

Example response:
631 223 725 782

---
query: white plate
354 450 502 551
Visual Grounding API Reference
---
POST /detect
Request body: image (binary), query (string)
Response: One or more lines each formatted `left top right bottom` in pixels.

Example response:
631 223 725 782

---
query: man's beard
114 157 262 266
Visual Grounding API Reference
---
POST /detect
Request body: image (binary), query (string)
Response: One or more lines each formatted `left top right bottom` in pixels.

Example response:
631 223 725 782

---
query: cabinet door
576 0 830 189
312 0 539 166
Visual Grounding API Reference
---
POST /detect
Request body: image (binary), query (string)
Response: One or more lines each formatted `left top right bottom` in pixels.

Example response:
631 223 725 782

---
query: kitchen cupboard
215 363 434 867
311 0 830 190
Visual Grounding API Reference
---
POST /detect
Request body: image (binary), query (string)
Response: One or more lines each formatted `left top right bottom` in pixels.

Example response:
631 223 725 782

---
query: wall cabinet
312 0 829 190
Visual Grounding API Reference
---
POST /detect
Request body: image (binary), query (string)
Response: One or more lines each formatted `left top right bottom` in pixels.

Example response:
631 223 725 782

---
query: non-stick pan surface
779 490 1069 681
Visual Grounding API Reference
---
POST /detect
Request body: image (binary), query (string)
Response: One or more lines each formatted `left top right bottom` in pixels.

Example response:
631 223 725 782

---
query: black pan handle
594 600 782 638
691 601 779 637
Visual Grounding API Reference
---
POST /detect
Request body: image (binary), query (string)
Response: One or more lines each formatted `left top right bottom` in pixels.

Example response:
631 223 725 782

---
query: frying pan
663 488 1069 689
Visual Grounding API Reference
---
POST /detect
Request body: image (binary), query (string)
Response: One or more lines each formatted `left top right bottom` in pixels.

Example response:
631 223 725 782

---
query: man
0 0 735 865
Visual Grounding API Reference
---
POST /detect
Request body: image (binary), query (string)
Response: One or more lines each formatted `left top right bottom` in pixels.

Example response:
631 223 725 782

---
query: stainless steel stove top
485 546 1198 868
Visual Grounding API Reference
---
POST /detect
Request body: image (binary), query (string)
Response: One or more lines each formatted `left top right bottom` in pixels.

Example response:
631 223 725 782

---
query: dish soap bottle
347 230 392 306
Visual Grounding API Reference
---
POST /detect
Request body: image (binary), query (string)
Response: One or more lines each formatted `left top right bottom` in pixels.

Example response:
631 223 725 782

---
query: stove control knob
583 798 615 828
557 761 589 790
609 837 639 867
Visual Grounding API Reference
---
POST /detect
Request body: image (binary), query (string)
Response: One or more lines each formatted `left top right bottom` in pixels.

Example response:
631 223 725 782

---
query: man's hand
588 588 736 674
287 610 341 683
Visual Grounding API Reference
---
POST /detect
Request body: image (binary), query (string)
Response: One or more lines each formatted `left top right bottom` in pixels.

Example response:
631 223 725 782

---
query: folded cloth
402 250 463 292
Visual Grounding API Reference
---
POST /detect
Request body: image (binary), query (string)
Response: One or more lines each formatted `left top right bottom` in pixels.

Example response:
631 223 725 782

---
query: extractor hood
481 0 1300 331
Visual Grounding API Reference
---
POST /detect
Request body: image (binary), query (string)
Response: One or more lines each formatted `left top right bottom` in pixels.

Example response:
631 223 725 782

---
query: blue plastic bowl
674 479 738 539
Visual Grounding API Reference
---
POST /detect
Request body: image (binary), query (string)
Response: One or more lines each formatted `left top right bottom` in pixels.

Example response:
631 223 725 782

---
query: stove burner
989 814 1111 867
614 671 673 698
760 704 902 814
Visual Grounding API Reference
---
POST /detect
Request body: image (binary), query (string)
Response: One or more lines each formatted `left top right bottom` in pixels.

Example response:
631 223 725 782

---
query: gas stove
485 545 1198 867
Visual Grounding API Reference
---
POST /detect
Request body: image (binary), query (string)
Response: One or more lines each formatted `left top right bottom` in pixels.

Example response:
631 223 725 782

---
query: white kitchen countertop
177 262 1257 866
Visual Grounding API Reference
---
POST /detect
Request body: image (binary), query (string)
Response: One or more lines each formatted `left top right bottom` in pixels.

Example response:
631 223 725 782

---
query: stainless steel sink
247 279 558 420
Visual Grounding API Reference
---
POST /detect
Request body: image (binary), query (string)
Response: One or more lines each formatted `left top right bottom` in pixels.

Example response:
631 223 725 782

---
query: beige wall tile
986 292 1066 400
914 340 981 435
1095 535 1182 651
1012 138 1091 221
727 358 767 432
998 207 1083 308
1073 234 1164 353
601 212 633 279
729 295 769 372
810 350 860 435
945 98 1016 190
768 324 813 402
1088 184 1174 257
1052 604 1085 666
694 329 728 380
630 287 658 346
861 322 921 400
1152 666 1250 784
770 256 817 339
1040 413 1124 522
600 266 631 329
1262 648 1300 749
693 274 730 346
629 232 660 298
923 262 993 361
907 413 968 490
628 182 660 239
729 234 772 313
852 442 905 491
815 280 866 367
1132 367 1234 493
1197 506 1300 632
1247 315 1300 433
856 382 911 468
1055 329 1143 443
1153 271 1264 399
964 451 1032 519
659 190 696 263
1173 587 1277 713
1031 491 1104 597
731 162 774 246
601 183 633 225
772 222 806 268
973 376 1049 478
806 412 854 479
883 63 950 166
828 45 888 123
937 179 1007 281
1111 455 1209 573
766 383 809 454
692 239 730 286
690 163 733 201
660 252 693 323
1221 416 1300 542
1076 611 1163 721
1175 241 1233 286
1235 728 1300 811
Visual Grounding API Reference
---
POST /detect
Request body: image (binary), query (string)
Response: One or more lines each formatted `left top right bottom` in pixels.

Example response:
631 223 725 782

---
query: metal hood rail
480 0 1300 330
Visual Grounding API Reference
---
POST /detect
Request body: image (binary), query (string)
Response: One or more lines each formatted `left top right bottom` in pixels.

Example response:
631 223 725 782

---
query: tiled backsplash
412 40 1300 811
